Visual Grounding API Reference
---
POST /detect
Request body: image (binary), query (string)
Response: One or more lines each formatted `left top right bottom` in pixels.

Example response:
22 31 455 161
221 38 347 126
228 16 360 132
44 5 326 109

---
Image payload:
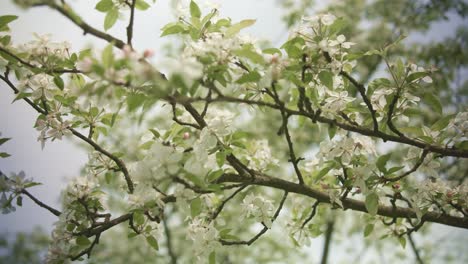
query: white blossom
241 193 274 228
187 217 221 257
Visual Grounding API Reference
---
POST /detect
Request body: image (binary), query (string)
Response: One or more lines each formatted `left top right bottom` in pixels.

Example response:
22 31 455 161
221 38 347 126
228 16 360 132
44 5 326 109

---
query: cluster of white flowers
241 193 275 228
322 90 355 115
133 141 184 182
185 128 218 175
205 107 235 137
65 176 99 200
371 89 420 122
0 171 34 214
19 73 57 100
246 139 278 171
184 32 244 63
316 134 376 165
18 33 71 67
412 178 467 217
186 217 221 257
448 111 468 140
127 185 165 211
35 114 71 149
163 56 204 87
46 212 73 264
408 63 434 84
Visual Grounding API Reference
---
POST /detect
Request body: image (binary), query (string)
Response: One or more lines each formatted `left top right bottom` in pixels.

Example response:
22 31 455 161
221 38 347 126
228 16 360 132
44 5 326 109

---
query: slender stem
320 220 335 264
163 214 177 264
21 189 61 216
126 0 137 46
408 233 424 264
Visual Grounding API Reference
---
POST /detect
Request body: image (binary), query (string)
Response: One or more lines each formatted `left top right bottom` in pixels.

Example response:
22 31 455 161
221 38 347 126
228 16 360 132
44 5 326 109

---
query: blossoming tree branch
0 0 467 263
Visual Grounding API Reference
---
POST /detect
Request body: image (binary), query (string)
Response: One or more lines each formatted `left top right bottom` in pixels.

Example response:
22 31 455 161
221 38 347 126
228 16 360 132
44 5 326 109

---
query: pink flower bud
183 132 190 140
144 49 154 58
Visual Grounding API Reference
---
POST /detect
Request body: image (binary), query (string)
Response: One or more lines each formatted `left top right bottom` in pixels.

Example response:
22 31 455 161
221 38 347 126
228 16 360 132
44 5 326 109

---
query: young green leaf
190 197 202 217
364 224 374 237
365 192 379 216
135 0 151 10
225 19 256 37
95 0 114 12
104 8 119 31
146 235 159 251
318 71 333 89
0 15 18 29
190 0 202 18
76 236 91 246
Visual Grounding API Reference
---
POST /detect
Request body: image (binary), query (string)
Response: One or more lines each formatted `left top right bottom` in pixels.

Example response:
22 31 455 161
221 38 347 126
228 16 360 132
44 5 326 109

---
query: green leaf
236 71 261 84
190 197 202 217
161 23 186 37
314 165 333 183
0 137 11 146
146 235 159 251
207 169 224 183
16 196 22 206
0 152 11 158
127 93 146 112
398 236 406 249
225 19 256 37
263 48 282 56
104 8 119 31
216 151 226 167
104 172 113 184
0 15 18 29
328 125 336 139
406 71 427 83
76 236 91 246
365 192 379 216
209 251 216 264
387 166 405 174
135 0 151 10
364 224 374 237
53 76 64 90
101 44 114 68
431 114 454 131
95 0 114 12
133 211 145 226
424 93 442 115
318 71 333 89
376 153 391 173
149 129 160 138
232 48 264 65
328 17 346 35
190 0 202 18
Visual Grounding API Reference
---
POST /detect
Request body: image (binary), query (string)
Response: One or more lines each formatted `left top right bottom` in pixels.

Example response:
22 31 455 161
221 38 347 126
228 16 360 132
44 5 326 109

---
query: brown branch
163 214 177 264
126 0 137 47
41 2 126 49
21 189 61 216
323 52 378 132
0 46 81 74
177 95 468 158
408 233 425 264
384 149 429 182
69 127 134 193
300 200 320 229
217 173 468 229
210 185 247 220
269 83 305 185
